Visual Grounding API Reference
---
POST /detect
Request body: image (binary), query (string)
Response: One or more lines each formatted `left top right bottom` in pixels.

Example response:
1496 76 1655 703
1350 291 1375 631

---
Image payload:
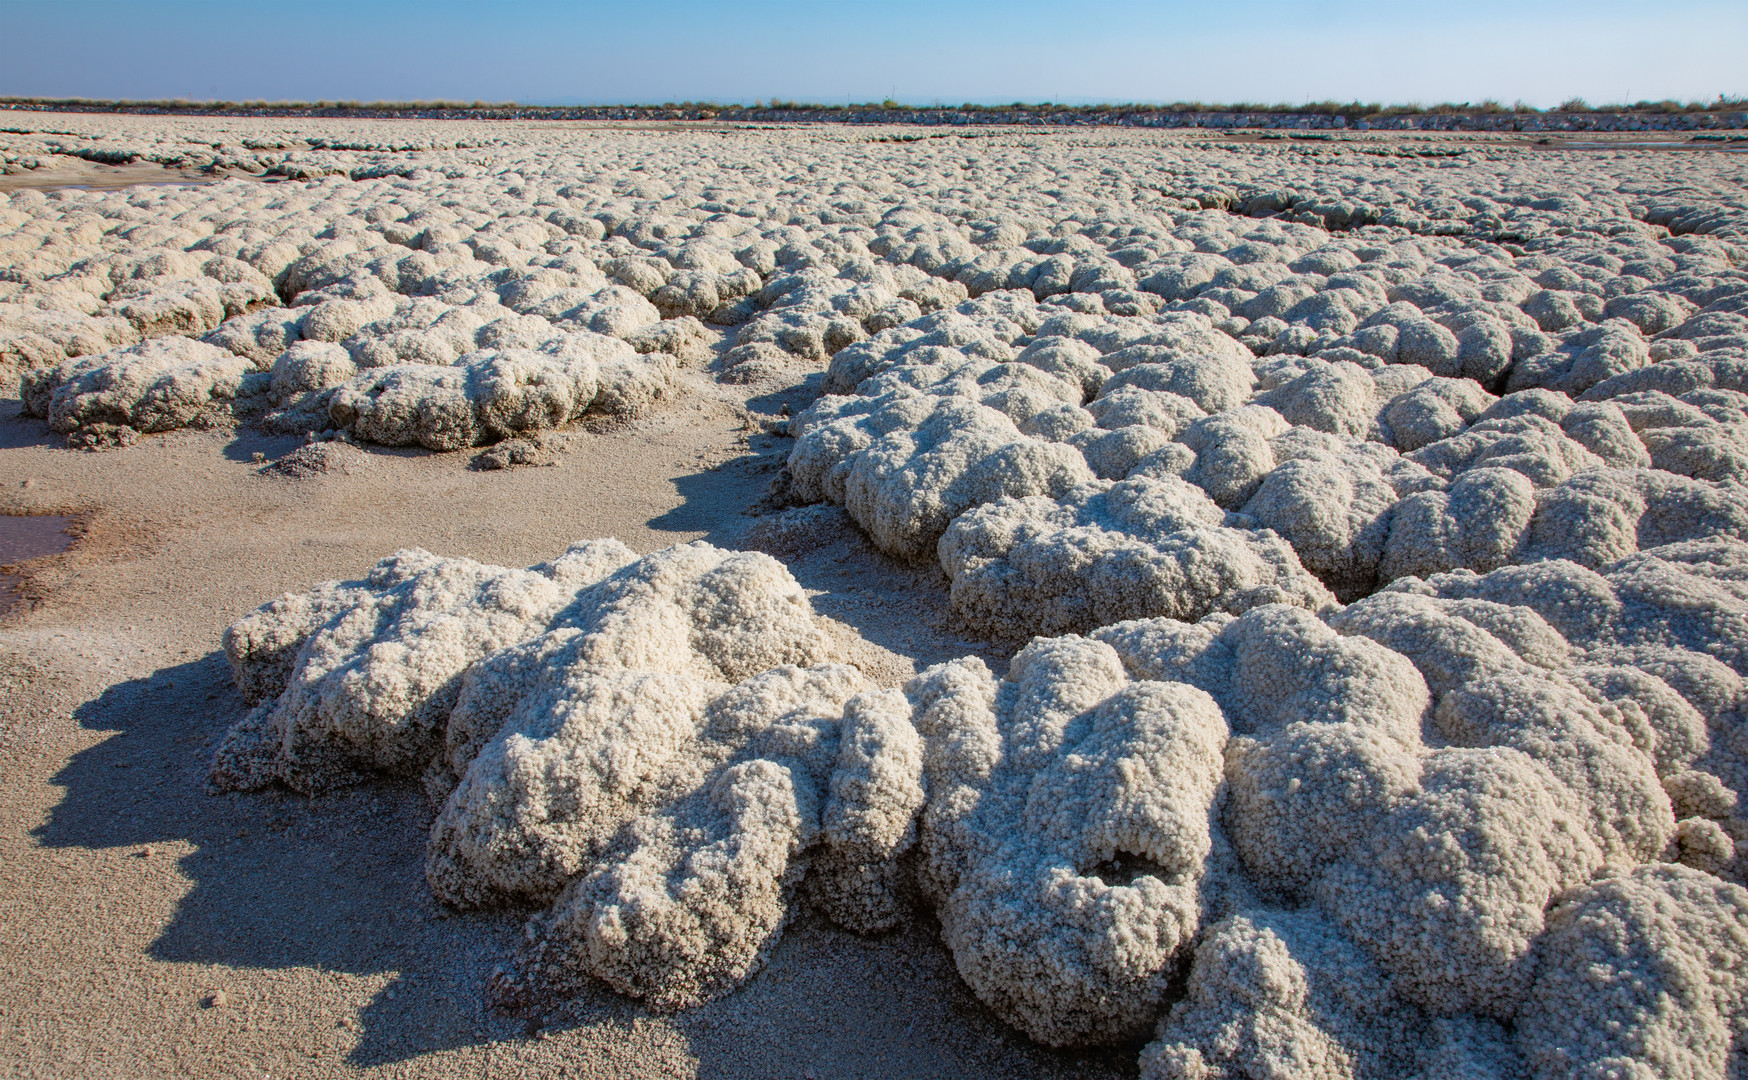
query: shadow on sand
29 650 539 1065
0 398 64 452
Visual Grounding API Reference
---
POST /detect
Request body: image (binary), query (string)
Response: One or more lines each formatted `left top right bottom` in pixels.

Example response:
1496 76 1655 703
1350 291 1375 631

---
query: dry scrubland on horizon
6 111 1748 1078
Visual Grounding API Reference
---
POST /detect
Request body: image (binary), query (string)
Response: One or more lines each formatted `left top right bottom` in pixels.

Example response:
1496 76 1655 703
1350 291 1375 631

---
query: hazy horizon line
6 95 1745 115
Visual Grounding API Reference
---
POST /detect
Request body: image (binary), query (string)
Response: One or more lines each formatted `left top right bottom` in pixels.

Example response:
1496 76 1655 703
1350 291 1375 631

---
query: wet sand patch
0 513 75 616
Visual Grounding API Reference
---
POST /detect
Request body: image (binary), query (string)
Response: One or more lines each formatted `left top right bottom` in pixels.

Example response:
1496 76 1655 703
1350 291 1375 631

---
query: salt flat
2 111 1747 1078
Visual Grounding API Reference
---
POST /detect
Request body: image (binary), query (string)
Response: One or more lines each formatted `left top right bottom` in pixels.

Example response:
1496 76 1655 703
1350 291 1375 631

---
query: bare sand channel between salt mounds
3 111 1748 1078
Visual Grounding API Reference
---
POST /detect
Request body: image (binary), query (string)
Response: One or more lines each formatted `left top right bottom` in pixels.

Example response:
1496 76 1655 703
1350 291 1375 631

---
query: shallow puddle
0 514 75 615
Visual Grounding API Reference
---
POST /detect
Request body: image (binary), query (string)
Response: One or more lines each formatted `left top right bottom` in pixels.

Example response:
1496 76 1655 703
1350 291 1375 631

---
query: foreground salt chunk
525 673 920 1007
908 636 1229 1046
214 538 926 1009
1329 590 1675 867
212 544 616 793
424 541 837 898
1098 604 1613 1017
1139 908 1525 1080
811 689 926 933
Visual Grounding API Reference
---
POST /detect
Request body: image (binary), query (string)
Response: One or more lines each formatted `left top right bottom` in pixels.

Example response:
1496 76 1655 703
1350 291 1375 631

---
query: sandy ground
0 360 1133 1079
0 159 267 194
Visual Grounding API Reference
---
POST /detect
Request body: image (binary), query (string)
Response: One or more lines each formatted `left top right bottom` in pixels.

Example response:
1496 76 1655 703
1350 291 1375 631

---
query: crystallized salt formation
906 636 1230 1046
212 535 1748 1076
7 115 1746 466
1098 584 1748 1077
214 538 925 1008
46 110 1735 1075
727 135 1747 640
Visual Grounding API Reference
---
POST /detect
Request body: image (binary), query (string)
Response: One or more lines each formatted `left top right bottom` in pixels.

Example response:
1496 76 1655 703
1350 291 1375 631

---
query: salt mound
206 531 1748 1075
24 336 676 449
213 539 924 1007
908 636 1228 1045
1140 908 1522 1080
1519 864 1748 1079
937 475 1335 638
260 439 370 478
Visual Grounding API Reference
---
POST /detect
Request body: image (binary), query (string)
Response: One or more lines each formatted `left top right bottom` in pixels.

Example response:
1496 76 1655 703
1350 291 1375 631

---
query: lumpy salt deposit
9 111 1748 1077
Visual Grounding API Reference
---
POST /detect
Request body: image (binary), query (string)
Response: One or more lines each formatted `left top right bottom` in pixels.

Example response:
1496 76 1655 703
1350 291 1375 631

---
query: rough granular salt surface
259 440 371 478
212 539 927 1010
6 111 1748 1080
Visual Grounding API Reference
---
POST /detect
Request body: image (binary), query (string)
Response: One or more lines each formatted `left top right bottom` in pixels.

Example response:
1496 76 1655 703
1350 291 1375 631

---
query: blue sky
2 0 1743 108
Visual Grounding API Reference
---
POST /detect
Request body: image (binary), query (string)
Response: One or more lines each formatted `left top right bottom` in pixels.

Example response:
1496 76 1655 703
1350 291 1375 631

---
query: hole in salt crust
1085 853 1169 888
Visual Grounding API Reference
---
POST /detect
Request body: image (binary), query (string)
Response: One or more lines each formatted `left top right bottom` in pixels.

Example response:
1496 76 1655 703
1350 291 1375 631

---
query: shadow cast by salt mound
644 427 1010 676
669 911 1143 1080
741 370 828 417
0 397 64 452
217 425 308 464
646 449 786 547
740 502 1017 677
30 652 528 1066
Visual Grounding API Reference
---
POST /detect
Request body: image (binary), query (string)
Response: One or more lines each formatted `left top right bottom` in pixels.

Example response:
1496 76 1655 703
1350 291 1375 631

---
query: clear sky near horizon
1 0 1743 110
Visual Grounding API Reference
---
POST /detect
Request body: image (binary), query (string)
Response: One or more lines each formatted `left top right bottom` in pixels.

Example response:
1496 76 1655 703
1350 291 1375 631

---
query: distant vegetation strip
2 96 1746 130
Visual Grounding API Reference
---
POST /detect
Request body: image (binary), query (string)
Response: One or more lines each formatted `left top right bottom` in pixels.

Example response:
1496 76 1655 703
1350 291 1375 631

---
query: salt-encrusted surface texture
212 532 1748 1076
906 635 1230 1046
1099 584 1748 1078
729 128 1748 641
214 539 925 1008
45 112 1737 1074
7 116 1747 461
